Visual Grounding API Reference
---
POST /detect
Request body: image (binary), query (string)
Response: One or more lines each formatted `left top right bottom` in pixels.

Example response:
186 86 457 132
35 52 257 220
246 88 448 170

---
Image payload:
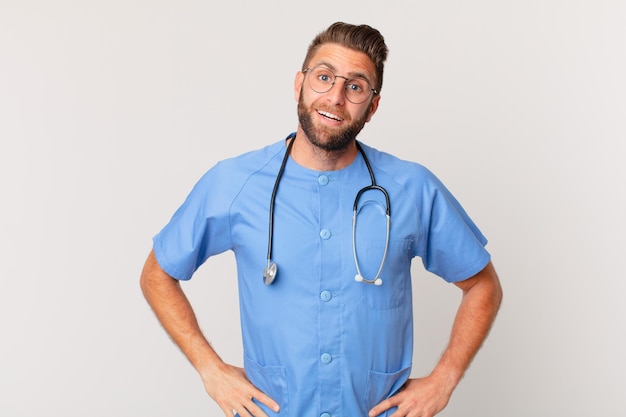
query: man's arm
140 250 280 417
369 261 503 417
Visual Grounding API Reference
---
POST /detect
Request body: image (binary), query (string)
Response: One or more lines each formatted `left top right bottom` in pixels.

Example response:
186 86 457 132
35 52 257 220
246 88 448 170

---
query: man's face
294 43 380 152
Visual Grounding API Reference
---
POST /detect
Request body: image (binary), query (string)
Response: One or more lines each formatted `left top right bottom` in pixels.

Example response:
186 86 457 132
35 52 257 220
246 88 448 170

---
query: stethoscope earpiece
354 274 383 286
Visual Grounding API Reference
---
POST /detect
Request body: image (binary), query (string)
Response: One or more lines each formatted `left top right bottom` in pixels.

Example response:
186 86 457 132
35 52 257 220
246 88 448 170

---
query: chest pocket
358 238 412 309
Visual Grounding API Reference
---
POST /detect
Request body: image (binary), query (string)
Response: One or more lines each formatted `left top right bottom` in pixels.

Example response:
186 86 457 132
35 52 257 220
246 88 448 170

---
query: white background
1 1 625 416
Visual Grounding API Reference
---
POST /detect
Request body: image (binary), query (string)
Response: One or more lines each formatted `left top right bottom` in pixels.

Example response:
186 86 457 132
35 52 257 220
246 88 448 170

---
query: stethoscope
263 134 391 286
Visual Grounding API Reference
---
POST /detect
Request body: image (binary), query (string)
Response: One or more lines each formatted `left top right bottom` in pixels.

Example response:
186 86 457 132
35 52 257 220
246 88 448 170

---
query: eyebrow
315 61 373 83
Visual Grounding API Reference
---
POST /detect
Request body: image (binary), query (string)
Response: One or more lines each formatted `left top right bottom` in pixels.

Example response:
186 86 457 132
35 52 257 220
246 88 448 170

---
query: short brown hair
302 22 389 92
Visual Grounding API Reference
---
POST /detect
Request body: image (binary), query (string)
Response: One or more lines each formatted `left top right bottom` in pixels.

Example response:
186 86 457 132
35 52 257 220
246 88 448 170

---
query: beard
297 92 369 152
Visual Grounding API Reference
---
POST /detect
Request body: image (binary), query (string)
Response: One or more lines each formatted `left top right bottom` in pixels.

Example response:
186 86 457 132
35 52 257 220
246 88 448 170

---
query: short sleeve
152 163 236 280
412 167 490 282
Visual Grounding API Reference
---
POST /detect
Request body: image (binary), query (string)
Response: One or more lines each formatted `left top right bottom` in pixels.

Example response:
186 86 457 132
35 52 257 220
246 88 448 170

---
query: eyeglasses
303 66 378 104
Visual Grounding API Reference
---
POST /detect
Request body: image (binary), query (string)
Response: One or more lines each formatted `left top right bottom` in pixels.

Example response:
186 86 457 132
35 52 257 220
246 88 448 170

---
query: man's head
294 23 388 153
302 22 388 93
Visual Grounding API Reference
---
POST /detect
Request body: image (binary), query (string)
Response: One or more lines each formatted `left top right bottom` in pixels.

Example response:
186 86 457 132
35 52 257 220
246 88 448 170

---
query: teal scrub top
153 136 490 417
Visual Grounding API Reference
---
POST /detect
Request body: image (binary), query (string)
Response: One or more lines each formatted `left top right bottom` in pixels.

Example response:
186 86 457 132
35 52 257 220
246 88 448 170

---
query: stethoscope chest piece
263 262 277 285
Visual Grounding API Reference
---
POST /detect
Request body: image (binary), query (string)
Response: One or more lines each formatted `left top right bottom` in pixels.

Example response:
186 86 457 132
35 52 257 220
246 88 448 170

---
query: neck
289 128 359 171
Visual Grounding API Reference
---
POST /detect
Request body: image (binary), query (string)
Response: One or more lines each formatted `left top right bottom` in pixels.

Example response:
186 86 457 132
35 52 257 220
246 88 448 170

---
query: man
141 22 502 417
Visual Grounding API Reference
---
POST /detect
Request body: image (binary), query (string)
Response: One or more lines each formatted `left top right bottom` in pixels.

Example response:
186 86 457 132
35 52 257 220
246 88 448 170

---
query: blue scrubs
153 136 490 417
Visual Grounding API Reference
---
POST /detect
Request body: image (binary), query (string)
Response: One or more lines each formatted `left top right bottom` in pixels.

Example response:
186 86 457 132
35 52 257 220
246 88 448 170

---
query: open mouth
317 109 344 122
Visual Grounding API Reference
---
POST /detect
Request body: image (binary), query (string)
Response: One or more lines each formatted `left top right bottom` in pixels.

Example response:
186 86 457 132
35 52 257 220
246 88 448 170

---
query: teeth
318 110 342 121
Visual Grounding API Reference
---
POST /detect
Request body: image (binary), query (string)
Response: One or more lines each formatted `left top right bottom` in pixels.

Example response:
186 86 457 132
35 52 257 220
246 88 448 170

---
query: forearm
140 250 280 416
368 262 502 417
430 262 503 391
140 250 223 376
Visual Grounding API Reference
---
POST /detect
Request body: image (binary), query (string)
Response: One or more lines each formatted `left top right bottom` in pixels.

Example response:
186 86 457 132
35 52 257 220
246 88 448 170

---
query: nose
326 76 349 104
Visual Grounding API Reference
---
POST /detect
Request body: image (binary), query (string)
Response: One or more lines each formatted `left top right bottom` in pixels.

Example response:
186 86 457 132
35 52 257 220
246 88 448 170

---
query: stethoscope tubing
265 137 296 270
264 135 390 286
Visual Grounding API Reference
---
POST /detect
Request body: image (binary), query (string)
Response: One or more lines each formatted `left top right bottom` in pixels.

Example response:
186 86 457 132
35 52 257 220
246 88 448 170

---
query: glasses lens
306 66 372 104
308 67 334 93
344 79 370 104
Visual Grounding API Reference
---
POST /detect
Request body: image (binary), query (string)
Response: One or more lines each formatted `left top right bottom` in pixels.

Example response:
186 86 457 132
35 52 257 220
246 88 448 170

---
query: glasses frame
303 66 379 104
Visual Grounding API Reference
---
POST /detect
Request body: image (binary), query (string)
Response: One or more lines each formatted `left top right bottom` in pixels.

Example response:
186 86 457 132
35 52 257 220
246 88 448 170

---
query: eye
318 73 332 83
347 81 365 93
311 67 335 84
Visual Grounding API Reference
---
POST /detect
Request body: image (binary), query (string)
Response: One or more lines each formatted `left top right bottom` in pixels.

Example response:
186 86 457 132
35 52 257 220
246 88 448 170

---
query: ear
294 71 305 102
365 94 381 123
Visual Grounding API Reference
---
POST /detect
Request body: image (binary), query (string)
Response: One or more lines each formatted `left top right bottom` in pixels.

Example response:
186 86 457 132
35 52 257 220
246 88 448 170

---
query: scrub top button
318 175 329 186
320 353 332 364
320 229 331 239
320 413 331 417
320 290 332 302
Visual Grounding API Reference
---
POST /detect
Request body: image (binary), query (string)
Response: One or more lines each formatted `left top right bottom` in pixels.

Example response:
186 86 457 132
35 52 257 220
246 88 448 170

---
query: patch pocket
364 366 412 416
244 355 289 416
359 239 412 309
